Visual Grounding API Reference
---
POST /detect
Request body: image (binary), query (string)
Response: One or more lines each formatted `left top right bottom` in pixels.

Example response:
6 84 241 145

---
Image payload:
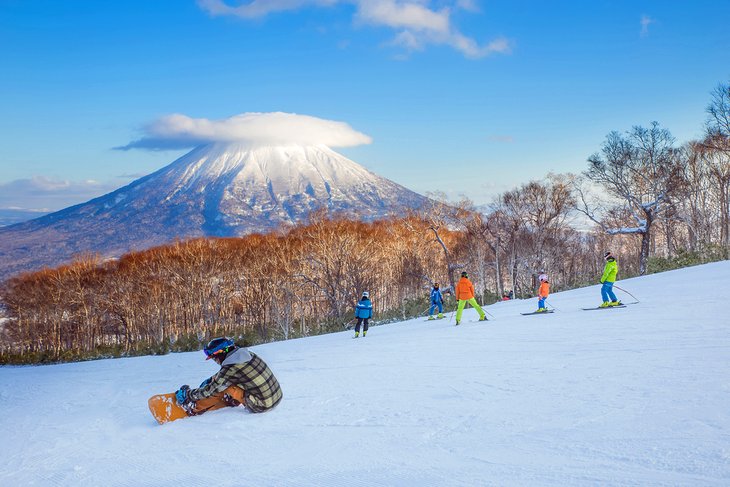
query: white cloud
355 1 450 34
0 176 120 211
640 15 654 37
391 30 425 51
198 0 511 59
450 33 511 58
117 112 373 151
197 0 338 19
455 0 480 13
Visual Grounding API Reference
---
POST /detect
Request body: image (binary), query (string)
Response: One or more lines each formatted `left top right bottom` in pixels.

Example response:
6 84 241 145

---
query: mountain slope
1 261 728 486
0 143 428 280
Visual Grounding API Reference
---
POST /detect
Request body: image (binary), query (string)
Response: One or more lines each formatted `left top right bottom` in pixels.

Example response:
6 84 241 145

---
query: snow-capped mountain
0 143 428 280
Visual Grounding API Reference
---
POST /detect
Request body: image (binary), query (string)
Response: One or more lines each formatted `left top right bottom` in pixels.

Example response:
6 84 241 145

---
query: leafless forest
1 82 728 364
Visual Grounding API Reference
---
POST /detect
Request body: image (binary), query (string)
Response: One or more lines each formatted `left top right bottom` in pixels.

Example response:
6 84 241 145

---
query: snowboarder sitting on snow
354 291 373 338
174 337 282 416
535 273 550 312
455 271 486 325
599 251 622 307
428 282 445 320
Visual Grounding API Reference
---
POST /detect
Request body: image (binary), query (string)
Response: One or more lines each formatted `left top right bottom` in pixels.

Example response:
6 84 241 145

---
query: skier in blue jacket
428 282 445 320
354 291 373 338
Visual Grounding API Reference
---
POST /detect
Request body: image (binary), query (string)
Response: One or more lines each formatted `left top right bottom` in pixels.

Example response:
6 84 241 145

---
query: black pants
355 318 369 333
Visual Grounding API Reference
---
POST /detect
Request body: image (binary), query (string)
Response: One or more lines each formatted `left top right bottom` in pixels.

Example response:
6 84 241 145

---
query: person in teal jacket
599 251 622 307
353 291 373 338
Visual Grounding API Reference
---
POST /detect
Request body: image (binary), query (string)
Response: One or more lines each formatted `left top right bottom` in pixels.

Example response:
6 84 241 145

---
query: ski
455 319 489 326
521 310 555 315
582 301 638 311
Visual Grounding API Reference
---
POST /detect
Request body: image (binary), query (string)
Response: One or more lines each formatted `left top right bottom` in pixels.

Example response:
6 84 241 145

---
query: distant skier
599 251 622 307
174 337 283 416
454 271 486 325
535 273 550 312
354 291 373 337
428 282 445 320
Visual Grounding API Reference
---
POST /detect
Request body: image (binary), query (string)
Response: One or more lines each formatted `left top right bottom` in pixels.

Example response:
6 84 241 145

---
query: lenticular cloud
117 112 373 150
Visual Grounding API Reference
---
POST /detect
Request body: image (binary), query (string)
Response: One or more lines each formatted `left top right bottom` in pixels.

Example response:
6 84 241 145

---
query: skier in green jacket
599 251 622 307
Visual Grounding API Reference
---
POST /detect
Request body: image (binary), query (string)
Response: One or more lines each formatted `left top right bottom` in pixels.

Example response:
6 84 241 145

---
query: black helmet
604 251 613 260
461 271 468 278
204 337 236 360
433 282 439 288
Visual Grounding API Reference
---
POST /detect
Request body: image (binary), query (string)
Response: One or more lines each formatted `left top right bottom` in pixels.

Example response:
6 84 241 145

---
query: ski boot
535 307 547 313
599 301 610 308
608 300 622 307
353 331 359 338
478 315 488 321
428 315 436 320
363 331 367 337
437 313 444 319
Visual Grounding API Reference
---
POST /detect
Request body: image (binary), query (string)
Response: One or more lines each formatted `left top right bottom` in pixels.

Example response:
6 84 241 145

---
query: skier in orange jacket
454 271 486 325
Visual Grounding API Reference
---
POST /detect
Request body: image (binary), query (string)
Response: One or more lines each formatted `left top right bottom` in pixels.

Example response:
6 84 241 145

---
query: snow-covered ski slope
2 261 729 486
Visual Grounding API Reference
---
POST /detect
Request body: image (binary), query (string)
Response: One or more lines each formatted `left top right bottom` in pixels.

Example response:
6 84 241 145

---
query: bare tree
706 82 730 139
417 192 464 293
580 122 682 274
703 81 730 246
494 177 576 294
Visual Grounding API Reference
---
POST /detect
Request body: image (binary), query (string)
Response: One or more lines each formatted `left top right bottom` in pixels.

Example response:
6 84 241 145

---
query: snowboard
521 310 555 315
148 392 189 424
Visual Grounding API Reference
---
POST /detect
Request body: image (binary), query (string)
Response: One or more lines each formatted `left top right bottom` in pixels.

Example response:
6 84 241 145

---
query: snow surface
2 261 729 486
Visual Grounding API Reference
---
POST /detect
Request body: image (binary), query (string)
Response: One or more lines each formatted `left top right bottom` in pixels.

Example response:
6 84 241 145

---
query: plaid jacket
189 350 283 413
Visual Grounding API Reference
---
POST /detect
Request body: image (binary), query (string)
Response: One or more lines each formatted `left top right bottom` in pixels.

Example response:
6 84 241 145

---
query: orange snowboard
148 392 189 424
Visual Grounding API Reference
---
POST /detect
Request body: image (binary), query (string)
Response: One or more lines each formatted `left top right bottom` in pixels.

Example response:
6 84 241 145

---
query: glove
600 280 604 284
223 393 241 407
199 377 212 388
175 385 191 405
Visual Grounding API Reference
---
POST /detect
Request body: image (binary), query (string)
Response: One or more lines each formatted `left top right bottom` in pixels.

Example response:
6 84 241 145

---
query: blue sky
0 0 728 212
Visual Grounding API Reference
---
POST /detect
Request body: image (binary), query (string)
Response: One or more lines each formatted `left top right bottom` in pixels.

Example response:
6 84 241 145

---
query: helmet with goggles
204 337 236 360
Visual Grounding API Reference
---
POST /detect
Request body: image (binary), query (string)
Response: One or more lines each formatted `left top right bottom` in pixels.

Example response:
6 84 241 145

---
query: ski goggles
204 348 228 360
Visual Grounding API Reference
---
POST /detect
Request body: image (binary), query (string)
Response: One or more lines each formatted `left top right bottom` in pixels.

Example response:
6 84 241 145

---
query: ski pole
612 284 639 303
342 318 355 330
546 300 559 311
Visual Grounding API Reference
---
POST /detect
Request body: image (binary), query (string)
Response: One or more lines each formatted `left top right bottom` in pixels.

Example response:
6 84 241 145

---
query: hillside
0 143 428 281
1 261 729 486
